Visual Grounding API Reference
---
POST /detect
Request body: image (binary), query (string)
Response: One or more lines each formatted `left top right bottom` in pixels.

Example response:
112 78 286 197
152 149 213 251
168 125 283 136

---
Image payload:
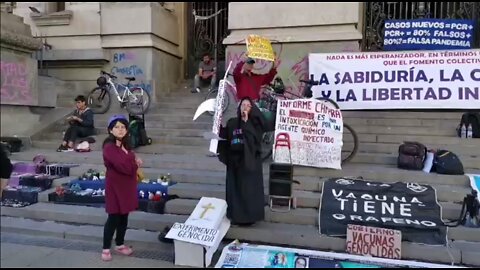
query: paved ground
0 232 178 268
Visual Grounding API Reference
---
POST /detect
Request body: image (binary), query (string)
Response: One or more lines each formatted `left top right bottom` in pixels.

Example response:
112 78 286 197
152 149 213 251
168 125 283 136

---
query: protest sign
309 49 480 110
346 224 402 260
274 99 343 170
319 178 447 246
384 19 475 51
246 35 275 62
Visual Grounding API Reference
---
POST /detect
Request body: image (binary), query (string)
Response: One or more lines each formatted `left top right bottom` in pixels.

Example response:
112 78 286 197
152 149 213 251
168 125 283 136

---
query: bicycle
87 70 151 115
259 76 359 164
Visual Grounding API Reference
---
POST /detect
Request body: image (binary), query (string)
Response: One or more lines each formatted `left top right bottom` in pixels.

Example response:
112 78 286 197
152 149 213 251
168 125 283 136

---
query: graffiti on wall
110 51 153 93
1 60 34 105
226 42 359 97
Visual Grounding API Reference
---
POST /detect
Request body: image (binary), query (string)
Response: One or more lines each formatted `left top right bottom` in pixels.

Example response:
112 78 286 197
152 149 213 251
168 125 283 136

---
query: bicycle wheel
126 87 151 115
87 87 111 114
261 131 275 161
341 123 359 164
204 87 230 116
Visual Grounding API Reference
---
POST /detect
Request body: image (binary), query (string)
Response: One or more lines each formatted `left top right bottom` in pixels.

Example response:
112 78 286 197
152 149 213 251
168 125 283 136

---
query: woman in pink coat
101 114 142 261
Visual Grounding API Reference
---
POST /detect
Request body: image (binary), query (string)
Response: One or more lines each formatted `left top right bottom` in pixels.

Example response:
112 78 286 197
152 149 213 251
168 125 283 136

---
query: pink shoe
115 245 133 256
101 250 112 261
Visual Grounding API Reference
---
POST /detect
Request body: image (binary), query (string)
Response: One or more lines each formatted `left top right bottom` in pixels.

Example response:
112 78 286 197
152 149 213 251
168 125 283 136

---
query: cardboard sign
273 99 343 170
166 222 220 247
246 35 275 62
346 224 402 260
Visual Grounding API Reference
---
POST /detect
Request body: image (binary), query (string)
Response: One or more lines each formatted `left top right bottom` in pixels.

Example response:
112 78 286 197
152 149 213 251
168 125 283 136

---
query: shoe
101 250 112 261
114 245 133 256
158 227 174 243
57 145 67 152
62 148 74 152
190 87 201 93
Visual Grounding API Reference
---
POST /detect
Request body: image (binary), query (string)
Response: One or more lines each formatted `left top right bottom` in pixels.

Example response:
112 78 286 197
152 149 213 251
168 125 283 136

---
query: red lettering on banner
346 224 402 260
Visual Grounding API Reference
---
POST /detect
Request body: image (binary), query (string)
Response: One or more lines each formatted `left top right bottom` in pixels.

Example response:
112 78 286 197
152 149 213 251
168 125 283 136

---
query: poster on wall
383 19 475 51
273 99 343 170
309 49 480 110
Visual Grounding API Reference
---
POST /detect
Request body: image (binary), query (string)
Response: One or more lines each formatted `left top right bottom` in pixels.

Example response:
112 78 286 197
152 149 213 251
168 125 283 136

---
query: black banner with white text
319 178 447 245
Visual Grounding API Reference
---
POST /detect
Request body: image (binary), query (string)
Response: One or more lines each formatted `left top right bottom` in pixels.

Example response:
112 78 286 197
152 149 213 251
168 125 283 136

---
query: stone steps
1 203 478 266
163 198 462 222
166 181 467 205
11 149 476 185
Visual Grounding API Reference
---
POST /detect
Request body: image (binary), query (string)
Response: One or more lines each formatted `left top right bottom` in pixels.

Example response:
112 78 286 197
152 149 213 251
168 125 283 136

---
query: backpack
129 119 149 149
445 190 480 228
432 150 464 175
397 141 427 170
129 120 141 149
457 112 480 138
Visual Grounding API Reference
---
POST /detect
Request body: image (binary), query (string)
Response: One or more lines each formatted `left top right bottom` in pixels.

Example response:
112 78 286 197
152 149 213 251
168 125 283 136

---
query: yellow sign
246 35 275 62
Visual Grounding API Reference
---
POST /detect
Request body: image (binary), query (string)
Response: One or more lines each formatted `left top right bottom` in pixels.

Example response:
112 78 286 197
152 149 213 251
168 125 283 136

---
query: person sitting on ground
233 56 278 101
57 95 95 152
192 53 217 93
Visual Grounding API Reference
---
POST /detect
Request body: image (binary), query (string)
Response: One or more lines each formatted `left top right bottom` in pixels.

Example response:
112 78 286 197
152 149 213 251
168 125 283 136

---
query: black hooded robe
218 104 274 224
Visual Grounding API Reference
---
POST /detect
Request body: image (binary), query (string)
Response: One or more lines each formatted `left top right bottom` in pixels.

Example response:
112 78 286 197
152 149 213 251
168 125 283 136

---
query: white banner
273 99 343 170
215 241 459 268
309 49 480 110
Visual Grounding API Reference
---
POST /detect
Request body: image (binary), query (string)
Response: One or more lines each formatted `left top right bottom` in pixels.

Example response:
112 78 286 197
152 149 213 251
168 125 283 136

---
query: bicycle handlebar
101 70 117 79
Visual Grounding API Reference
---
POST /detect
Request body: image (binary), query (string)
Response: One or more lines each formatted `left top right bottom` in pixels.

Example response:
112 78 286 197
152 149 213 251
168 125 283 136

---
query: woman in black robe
218 97 275 226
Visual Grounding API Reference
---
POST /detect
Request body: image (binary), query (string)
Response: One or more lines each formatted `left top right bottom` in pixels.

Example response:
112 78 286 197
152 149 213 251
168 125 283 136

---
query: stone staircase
3 85 480 266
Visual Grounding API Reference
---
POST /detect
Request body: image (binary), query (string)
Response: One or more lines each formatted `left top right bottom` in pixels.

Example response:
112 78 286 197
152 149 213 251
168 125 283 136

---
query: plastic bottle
467 125 473 138
167 173 171 184
461 124 467 138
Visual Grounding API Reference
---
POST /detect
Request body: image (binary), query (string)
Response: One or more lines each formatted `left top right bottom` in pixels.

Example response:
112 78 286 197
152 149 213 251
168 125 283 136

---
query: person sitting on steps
192 53 217 93
57 95 95 152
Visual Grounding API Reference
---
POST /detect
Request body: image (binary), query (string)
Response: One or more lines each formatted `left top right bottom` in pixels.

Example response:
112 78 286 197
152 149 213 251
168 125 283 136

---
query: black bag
19 175 57 191
129 114 150 148
457 112 480 138
445 190 480 228
397 141 427 170
433 150 464 175
0 137 23 153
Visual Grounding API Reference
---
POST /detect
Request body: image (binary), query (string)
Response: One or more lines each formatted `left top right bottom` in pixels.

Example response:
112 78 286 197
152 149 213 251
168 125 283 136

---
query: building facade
2 2 479 103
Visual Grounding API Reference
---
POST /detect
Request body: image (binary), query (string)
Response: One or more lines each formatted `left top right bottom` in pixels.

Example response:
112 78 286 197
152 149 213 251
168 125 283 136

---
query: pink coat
103 143 138 214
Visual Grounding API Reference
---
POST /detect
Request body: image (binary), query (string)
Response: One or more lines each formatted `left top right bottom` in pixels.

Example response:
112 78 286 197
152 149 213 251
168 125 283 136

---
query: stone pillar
1 12 42 106
223 2 363 97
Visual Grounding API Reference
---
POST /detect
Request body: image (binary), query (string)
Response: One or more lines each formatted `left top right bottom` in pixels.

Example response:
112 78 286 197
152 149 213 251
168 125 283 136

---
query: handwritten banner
346 224 402 260
165 222 219 247
319 178 447 245
309 49 480 110
246 35 275 62
384 19 475 51
273 99 343 170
